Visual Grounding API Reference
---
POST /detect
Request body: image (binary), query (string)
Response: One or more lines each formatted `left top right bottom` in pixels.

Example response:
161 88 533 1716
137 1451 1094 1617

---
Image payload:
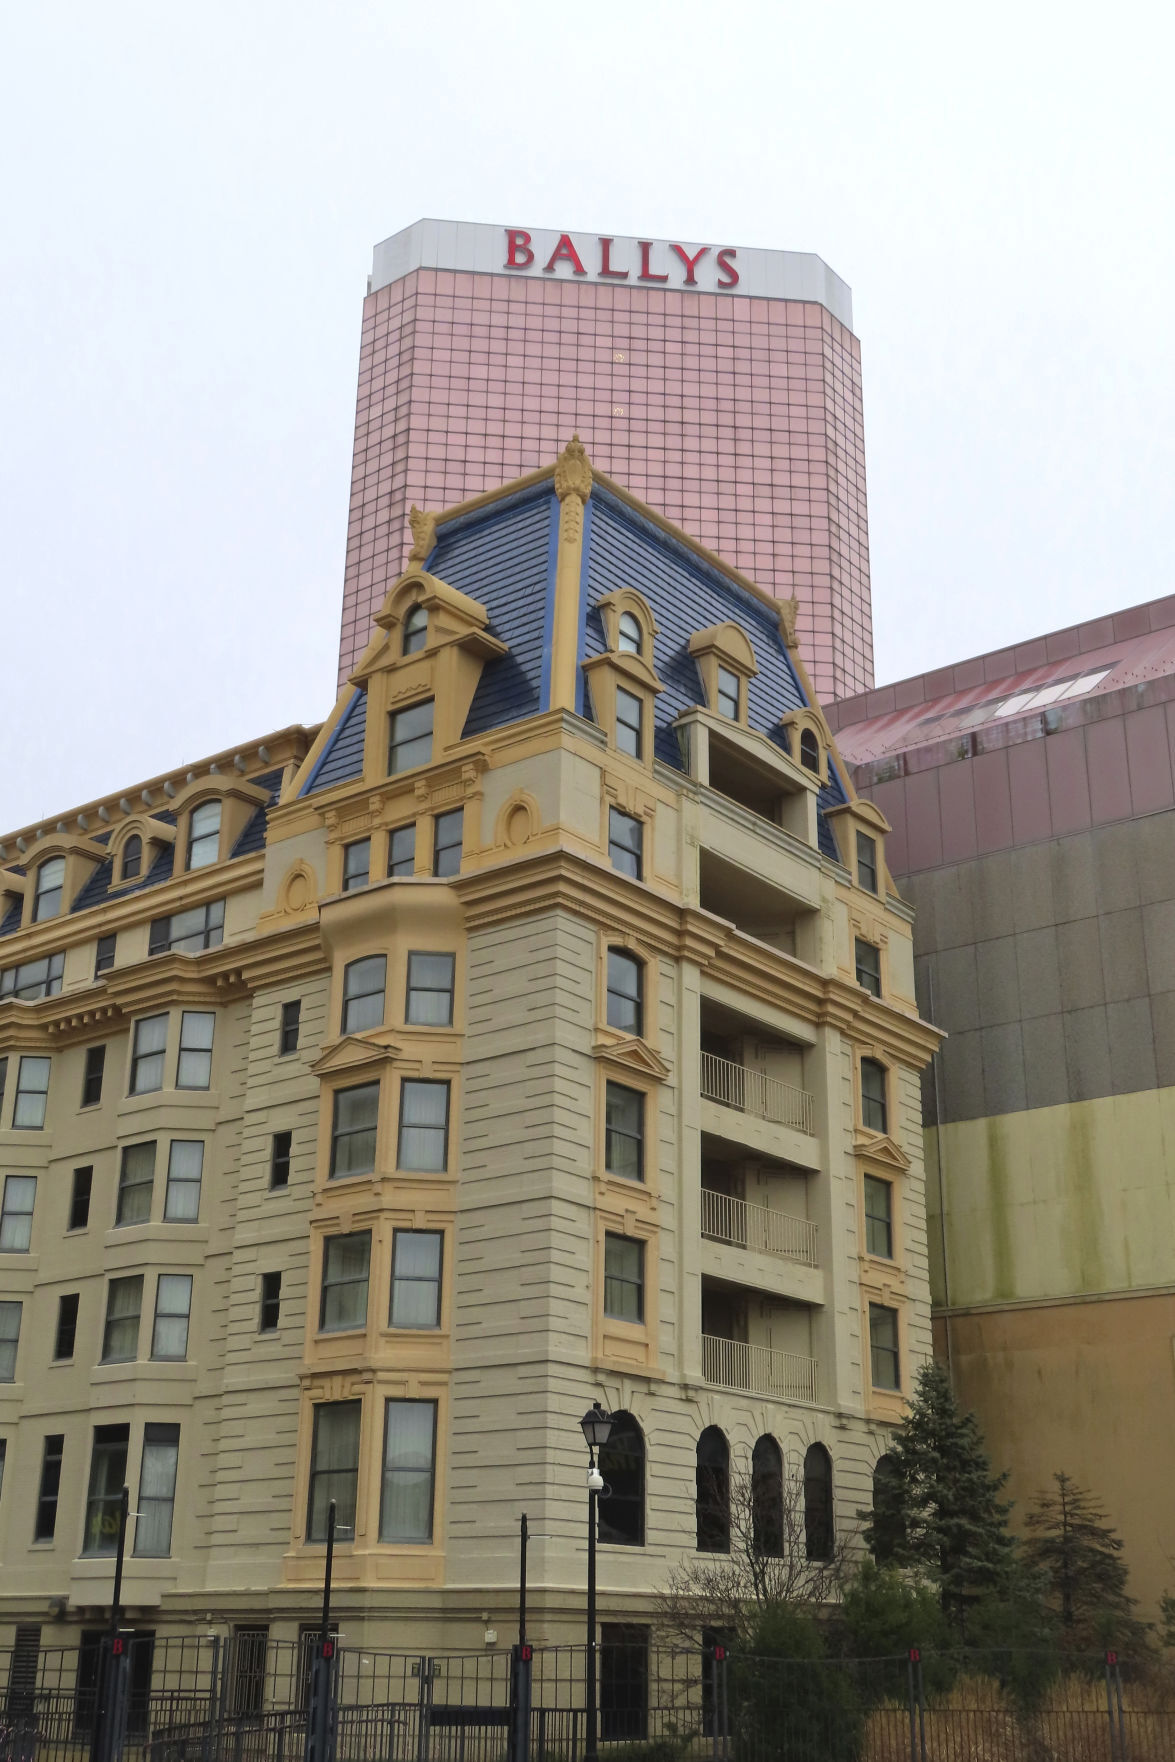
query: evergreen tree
865 1360 1019 1637
1023 1473 1149 1656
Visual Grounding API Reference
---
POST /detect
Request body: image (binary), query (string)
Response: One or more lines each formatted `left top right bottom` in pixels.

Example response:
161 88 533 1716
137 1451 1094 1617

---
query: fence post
510 1644 532 1762
200 1636 221 1762
1113 1654 1128 1762
303 1638 338 1762
414 1658 434 1762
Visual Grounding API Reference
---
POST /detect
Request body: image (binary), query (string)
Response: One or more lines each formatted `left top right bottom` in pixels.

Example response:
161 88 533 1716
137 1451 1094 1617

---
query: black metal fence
0 1633 1171 1762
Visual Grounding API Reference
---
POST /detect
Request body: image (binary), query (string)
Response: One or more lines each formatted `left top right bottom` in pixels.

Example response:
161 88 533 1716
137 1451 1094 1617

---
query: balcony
701 1188 817 1265
702 1333 819 1405
701 1050 814 1137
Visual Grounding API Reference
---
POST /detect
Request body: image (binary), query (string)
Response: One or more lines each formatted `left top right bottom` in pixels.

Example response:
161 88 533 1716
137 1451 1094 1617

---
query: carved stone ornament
780 593 800 649
407 506 438 562
554 434 593 504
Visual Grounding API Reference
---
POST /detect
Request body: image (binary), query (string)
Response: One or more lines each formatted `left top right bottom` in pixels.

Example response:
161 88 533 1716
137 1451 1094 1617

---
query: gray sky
3 0 1173 831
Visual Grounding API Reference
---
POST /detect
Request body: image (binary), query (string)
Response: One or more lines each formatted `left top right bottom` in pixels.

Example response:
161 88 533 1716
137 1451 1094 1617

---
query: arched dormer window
803 1443 834 1561
33 857 66 923
618 610 642 655
121 835 143 882
779 709 830 785
187 800 222 871
598 1411 644 1546
800 728 820 773
696 1427 730 1553
751 1434 783 1558
402 602 428 656
606 948 643 1037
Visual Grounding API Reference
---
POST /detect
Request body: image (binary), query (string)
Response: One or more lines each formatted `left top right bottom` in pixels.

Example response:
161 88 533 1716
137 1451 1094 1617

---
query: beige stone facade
0 451 937 1661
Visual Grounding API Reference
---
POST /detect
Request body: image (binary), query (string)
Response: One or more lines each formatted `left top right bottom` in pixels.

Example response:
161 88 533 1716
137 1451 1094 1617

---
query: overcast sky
3 1 1173 830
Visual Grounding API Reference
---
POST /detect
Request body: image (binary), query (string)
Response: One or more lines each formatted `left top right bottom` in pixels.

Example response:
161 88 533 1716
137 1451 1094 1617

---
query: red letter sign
544 234 587 275
638 241 669 283
504 229 534 269
716 248 739 289
599 237 629 279
670 244 709 285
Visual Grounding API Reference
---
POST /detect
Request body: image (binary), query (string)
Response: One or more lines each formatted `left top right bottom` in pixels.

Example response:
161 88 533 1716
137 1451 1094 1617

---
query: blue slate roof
301 691 367 795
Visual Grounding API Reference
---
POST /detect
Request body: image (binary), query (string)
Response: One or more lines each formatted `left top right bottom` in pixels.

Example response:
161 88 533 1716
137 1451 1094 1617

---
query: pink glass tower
337 220 874 702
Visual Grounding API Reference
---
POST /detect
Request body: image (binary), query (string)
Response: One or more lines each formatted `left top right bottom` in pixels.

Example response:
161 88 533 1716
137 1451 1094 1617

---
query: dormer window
122 836 143 882
616 687 643 759
188 802 222 871
33 858 65 923
388 700 434 775
717 667 740 721
857 831 878 894
402 603 428 656
618 611 642 656
688 623 756 726
800 729 821 774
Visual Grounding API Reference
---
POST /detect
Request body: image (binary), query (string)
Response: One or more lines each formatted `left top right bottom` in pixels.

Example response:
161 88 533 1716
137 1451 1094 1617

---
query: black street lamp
579 1403 613 1762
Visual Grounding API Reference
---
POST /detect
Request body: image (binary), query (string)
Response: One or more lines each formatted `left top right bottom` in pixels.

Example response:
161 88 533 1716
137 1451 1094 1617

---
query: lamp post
579 1403 613 1762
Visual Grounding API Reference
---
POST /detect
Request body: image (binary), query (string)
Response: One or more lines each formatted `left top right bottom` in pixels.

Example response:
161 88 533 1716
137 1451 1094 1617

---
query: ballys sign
503 229 739 290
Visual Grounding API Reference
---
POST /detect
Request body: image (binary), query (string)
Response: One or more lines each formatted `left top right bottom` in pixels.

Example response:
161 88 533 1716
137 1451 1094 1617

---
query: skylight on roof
954 667 1113 730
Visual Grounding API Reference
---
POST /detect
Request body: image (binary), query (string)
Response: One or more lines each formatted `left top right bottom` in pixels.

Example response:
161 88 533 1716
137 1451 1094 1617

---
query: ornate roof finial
554 434 593 503
780 592 800 649
407 505 438 563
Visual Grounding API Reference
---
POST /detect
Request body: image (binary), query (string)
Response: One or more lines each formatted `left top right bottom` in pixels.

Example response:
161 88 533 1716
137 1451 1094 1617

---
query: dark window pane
82 1423 130 1555
341 955 386 1034
864 1175 893 1258
95 936 116 976
69 1167 92 1231
861 1059 888 1134
398 1080 449 1171
869 1304 900 1390
716 667 740 719
270 1131 292 1189
752 1435 783 1557
388 824 416 877
342 840 370 892
319 1232 371 1332
856 831 878 894
616 687 642 758
696 1427 730 1553
855 939 881 997
259 1271 282 1332
306 1402 360 1542
388 700 434 774
608 809 643 880
54 1294 79 1361
804 1443 834 1561
605 1082 644 1181
391 1230 443 1328
606 950 643 1036
598 1413 644 1546
34 1435 64 1541
330 1084 379 1179
279 1000 301 1055
81 1045 106 1108
406 952 455 1026
604 1233 644 1322
402 603 428 655
433 809 463 878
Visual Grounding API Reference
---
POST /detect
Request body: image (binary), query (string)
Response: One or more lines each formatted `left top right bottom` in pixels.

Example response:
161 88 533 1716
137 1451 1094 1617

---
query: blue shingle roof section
301 691 367 796
452 487 556 737
0 897 22 940
580 488 848 861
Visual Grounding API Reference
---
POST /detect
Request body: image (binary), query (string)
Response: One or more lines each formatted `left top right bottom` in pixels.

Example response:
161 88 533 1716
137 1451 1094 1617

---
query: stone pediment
852 1130 911 1171
591 1035 671 1080
311 1034 403 1077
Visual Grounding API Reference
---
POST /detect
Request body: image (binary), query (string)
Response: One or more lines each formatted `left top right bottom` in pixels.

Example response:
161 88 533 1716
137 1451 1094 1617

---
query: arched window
188 801 222 871
403 602 428 656
800 728 820 773
871 1452 904 1565
803 1443 834 1561
122 835 142 882
696 1428 730 1553
617 611 642 656
598 1411 644 1546
751 1435 783 1558
33 857 66 923
606 949 643 1037
860 1058 888 1134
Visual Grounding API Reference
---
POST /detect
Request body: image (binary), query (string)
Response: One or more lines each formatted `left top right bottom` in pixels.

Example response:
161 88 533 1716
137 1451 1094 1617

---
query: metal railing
700 1051 815 1135
700 1189 818 1264
702 1332 819 1405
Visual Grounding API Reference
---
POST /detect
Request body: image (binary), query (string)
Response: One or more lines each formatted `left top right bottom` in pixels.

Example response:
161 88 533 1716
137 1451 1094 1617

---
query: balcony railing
702 1334 819 1405
700 1051 815 1136
700 1189 818 1265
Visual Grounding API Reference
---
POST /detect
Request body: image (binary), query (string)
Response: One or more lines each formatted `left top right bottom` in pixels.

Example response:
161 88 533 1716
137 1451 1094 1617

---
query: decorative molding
554 434 592 506
407 506 438 562
591 1035 672 1080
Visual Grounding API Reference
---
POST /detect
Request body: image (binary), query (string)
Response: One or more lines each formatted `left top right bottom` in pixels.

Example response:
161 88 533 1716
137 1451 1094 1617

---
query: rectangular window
616 687 643 758
116 1142 155 1227
0 952 65 1001
864 1176 894 1259
388 823 416 877
861 1059 888 1134
130 1014 168 1094
151 1274 192 1360
148 898 225 956
95 934 116 977
177 1011 215 1088
102 1275 144 1363
13 1055 50 1128
320 1232 371 1332
69 1167 93 1231
608 808 643 880
81 1044 106 1108
270 1131 292 1189
82 1423 130 1554
0 1056 5 1119
388 700 434 774
34 1435 64 1541
390 1230 443 1329
279 1000 301 1056
405 952 455 1027
855 939 882 998
135 1423 179 1557
604 1233 645 1323
380 1399 437 1543
717 667 740 720
856 831 878 895
869 1303 901 1391
33 859 65 922
0 1439 5 1502
329 1083 379 1179
187 800 222 870
259 1271 281 1333
397 1079 449 1172
307 1401 361 1542
342 839 370 892
342 955 386 1034
605 1083 644 1182
606 950 643 1036
164 1140 203 1222
432 809 464 878
53 1294 79 1361
0 1176 36 1252
0 1301 21 1381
